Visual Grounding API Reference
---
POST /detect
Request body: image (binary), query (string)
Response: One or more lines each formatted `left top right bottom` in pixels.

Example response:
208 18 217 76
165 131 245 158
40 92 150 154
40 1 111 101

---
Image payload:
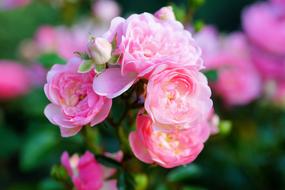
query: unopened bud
88 37 112 65
154 6 176 21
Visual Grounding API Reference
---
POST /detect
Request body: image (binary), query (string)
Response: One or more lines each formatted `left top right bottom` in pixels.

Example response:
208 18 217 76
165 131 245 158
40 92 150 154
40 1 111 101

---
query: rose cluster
44 6 214 171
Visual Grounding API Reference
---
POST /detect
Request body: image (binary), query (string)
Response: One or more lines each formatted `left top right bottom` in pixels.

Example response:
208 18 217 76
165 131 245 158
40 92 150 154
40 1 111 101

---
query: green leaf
167 164 202 182
0 126 20 158
51 165 69 181
194 20 204 32
171 4 186 23
38 178 65 190
20 128 58 171
204 69 218 82
117 170 135 190
95 64 106 74
78 60 94 73
37 53 66 69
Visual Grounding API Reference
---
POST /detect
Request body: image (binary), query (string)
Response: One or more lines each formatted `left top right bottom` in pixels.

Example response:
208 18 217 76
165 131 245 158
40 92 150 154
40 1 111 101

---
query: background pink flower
44 57 112 137
61 151 104 190
61 151 119 190
0 61 30 99
242 2 285 55
196 29 261 106
0 0 30 9
250 46 285 80
93 0 121 22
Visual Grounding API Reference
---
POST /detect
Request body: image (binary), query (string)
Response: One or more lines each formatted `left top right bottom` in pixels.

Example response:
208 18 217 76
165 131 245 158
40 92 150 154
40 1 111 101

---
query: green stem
81 127 102 154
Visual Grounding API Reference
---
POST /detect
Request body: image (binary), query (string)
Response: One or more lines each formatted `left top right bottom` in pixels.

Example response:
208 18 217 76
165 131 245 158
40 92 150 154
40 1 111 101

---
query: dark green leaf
204 69 218 82
96 155 122 169
20 128 58 171
167 164 202 182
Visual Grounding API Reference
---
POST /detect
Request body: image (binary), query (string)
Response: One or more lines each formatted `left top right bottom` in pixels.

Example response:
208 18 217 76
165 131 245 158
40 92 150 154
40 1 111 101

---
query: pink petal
60 151 73 176
60 126 82 137
90 98 112 126
129 132 153 164
93 68 137 99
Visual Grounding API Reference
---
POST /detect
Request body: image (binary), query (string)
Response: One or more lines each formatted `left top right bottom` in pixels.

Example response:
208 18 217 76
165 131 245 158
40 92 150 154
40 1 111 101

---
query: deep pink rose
196 29 262 106
0 61 30 99
129 113 210 168
242 2 285 55
44 57 112 137
94 8 203 98
144 67 212 130
61 151 118 190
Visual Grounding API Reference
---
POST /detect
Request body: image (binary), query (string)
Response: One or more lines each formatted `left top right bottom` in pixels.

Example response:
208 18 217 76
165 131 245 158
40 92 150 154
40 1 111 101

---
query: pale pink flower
144 67 212 130
195 29 262 106
93 10 203 98
129 113 210 168
105 13 202 76
44 57 112 137
0 0 30 9
36 26 87 59
242 2 285 55
61 151 118 190
0 61 30 99
93 0 121 21
154 6 176 21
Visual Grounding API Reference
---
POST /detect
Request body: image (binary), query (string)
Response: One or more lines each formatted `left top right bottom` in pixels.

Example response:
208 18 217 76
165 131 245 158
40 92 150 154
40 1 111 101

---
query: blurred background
1 0 285 190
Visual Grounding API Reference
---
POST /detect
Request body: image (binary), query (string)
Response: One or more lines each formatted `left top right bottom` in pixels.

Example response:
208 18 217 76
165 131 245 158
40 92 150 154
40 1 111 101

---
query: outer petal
60 152 73 176
129 132 153 164
60 126 83 137
90 98 112 126
44 104 82 137
93 68 137 98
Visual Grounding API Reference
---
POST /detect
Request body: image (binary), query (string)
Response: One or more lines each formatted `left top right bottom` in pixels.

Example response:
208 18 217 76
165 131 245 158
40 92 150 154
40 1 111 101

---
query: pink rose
61 151 118 190
94 9 203 98
105 12 202 76
0 61 30 99
144 67 212 130
196 29 262 106
242 2 285 55
129 113 210 168
44 57 112 137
